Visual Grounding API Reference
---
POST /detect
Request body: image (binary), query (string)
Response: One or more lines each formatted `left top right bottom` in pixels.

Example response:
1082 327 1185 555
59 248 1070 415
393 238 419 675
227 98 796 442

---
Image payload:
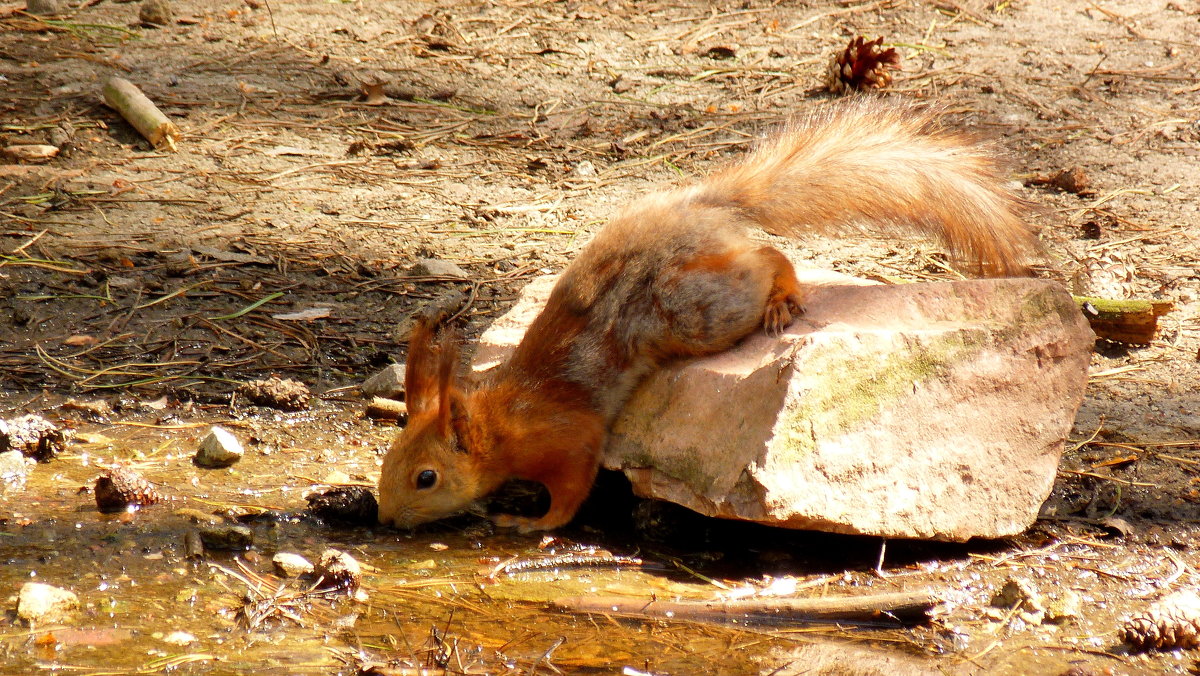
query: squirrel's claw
763 294 805 336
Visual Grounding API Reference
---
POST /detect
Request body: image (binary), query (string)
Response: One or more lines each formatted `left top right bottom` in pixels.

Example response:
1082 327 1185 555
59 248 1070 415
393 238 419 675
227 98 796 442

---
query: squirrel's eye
415 470 438 490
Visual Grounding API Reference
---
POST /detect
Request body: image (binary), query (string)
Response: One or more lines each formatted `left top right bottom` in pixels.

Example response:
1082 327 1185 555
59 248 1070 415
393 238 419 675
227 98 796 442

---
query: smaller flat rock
408 258 468 279
361 363 406 399
162 631 197 646
198 525 253 551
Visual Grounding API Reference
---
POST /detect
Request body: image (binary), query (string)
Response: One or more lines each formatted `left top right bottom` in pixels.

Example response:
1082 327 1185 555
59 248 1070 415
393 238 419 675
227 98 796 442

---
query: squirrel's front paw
491 513 553 533
763 293 805 336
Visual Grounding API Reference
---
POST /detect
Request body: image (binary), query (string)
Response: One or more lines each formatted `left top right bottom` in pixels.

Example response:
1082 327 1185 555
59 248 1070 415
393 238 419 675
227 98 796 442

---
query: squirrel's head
377 320 482 528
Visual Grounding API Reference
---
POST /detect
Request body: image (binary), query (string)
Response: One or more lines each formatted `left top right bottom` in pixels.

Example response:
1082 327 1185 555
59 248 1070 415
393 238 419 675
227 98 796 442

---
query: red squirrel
376 99 1039 532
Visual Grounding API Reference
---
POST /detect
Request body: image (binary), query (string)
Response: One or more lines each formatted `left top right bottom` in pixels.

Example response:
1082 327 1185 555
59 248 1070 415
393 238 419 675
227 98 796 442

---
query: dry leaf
272 307 332 321
2 145 60 161
361 82 389 105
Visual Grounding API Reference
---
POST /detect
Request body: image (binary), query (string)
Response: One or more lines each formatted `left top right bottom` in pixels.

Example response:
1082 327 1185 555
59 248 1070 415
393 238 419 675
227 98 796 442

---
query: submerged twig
550 589 940 626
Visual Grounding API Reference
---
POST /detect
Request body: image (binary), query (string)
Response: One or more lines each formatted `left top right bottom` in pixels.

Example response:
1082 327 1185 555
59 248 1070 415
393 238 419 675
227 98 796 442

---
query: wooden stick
102 77 182 151
1075 296 1174 345
550 589 940 625
364 396 408 421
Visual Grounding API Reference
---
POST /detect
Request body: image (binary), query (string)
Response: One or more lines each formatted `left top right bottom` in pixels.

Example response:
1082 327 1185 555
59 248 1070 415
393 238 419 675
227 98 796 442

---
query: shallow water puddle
1 401 1166 675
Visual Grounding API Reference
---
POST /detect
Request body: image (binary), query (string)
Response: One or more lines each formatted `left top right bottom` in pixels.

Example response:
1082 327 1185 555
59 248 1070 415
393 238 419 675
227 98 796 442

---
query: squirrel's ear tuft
434 329 461 436
404 317 445 417
404 315 464 430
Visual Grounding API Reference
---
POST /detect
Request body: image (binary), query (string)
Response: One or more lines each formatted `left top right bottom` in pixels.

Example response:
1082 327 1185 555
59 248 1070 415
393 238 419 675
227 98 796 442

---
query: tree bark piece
1075 296 1174 345
551 589 940 625
102 77 181 151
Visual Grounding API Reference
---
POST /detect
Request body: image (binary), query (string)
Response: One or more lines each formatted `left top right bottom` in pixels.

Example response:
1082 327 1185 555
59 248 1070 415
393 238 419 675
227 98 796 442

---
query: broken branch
102 77 182 151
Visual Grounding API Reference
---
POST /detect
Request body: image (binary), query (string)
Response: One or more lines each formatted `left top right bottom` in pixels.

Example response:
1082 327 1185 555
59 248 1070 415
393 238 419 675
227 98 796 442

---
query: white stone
162 631 197 645
273 552 315 578
193 426 244 468
0 450 34 492
17 582 79 625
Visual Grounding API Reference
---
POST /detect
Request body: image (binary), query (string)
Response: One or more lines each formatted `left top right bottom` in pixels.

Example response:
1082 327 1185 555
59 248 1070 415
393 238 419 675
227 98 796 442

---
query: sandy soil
2 0 1199 673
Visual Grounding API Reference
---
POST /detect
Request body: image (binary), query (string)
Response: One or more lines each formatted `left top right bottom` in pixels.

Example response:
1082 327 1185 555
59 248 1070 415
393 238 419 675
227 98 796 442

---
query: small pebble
17 582 79 625
25 0 59 15
574 160 597 177
1050 166 1091 195
408 258 468 279
161 631 196 645
0 450 34 492
197 525 253 551
273 552 314 578
138 0 173 26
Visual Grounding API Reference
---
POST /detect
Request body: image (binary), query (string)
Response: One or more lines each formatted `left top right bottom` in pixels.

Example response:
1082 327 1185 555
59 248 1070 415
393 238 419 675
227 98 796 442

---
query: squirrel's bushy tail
702 98 1038 276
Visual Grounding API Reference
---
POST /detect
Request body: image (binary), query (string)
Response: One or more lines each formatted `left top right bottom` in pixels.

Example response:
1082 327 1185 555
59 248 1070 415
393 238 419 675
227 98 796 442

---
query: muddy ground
1 0 1199 674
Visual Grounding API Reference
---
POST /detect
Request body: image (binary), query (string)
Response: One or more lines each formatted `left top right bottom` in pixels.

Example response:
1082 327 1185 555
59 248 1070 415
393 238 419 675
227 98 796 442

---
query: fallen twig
365 396 408 421
483 551 645 581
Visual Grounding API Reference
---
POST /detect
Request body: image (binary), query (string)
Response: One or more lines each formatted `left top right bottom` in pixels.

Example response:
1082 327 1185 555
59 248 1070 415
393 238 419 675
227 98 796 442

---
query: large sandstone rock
474 269 1094 541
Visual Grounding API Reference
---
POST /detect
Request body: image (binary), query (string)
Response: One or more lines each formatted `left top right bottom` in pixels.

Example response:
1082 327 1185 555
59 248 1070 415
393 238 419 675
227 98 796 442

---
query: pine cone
1074 252 1136 300
825 36 900 94
95 468 162 513
305 486 379 525
237 376 311 411
1119 590 1200 651
312 549 362 593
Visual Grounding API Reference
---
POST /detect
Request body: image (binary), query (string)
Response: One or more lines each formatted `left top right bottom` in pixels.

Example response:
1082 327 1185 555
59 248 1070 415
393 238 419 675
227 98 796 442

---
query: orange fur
377 99 1039 531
